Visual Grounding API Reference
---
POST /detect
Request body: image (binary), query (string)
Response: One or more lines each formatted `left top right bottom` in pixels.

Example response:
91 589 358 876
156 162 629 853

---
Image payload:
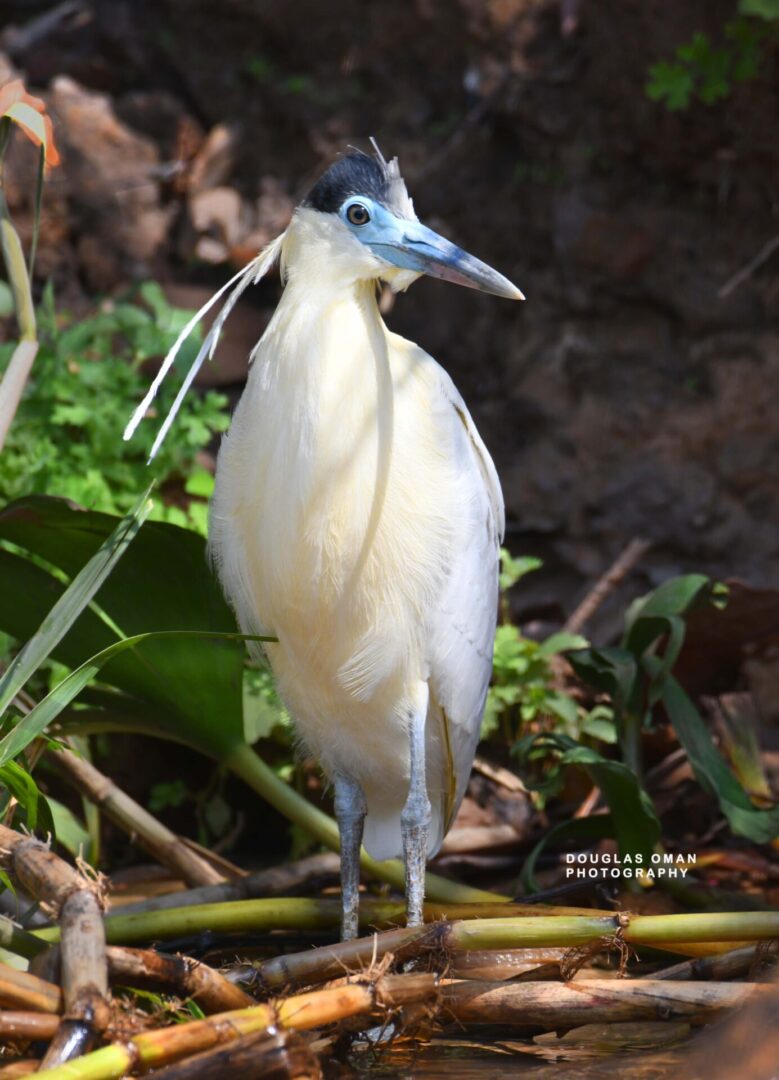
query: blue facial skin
339 197 523 300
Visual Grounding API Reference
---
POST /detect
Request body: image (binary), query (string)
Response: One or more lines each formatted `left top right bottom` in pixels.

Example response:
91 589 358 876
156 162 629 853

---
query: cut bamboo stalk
53 746 224 888
257 925 428 991
448 947 567 981
106 946 255 1013
648 944 761 981
40 891 109 1068
32 899 610 949
0 960 61 1012
33 973 436 1080
0 825 110 1067
0 1059 46 1079
112 853 342 916
0 824 85 911
148 1028 320 1080
0 1008 60 1040
442 978 771 1026
31 903 778 959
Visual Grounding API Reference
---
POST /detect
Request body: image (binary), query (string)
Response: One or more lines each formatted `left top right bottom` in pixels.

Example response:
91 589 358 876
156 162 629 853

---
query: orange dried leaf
0 78 60 166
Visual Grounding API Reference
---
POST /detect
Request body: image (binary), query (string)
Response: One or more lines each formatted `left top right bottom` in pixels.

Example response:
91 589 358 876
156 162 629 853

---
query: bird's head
290 143 524 300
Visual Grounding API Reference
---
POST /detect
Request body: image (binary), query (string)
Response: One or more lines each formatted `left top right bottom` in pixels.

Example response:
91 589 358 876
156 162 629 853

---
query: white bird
126 144 523 939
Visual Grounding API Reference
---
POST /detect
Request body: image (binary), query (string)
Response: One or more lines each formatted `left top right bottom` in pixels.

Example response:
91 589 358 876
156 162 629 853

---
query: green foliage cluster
646 5 776 111
0 283 230 532
483 550 615 746
515 573 779 890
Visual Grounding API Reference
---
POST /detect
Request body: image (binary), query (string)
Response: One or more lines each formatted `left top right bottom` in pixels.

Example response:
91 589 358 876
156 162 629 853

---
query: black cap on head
302 150 390 214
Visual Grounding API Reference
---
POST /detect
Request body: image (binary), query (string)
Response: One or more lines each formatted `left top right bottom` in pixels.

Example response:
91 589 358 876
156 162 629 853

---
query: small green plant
646 9 774 111
514 574 779 889
483 549 612 746
0 283 230 532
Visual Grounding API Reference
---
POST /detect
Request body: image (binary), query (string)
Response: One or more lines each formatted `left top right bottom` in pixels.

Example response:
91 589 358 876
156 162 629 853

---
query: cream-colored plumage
209 208 504 860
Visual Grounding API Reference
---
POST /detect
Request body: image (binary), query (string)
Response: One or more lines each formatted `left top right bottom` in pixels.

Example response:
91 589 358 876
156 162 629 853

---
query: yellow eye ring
347 203 370 226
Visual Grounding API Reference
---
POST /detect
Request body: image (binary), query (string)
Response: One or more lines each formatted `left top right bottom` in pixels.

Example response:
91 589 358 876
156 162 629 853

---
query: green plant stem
0 914 47 959
34 899 600 949
225 742 505 904
621 710 643 777
31 903 779 952
0 217 36 341
0 338 38 452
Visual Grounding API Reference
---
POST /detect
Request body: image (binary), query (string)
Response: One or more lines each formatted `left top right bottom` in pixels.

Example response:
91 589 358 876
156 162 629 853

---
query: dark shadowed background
1 0 777 642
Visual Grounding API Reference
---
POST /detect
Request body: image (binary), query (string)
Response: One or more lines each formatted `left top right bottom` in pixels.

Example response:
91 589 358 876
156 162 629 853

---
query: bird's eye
346 203 370 226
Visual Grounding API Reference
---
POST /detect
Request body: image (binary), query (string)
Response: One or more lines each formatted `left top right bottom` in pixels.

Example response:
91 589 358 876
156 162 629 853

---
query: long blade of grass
0 630 272 767
0 486 154 723
27 145 44 279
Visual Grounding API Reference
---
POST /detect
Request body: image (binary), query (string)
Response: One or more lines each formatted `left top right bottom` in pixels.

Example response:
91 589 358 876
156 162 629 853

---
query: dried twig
0 1009 60 1040
113 852 341 917
648 943 778 982
0 824 110 1066
0 959 61 1012
564 537 651 635
106 946 255 1013
33 973 436 1080
718 234 779 298
148 1028 320 1079
442 978 771 1026
53 745 224 888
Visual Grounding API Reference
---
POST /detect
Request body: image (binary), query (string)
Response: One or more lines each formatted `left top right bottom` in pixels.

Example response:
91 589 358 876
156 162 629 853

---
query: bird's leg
401 690 432 927
334 773 367 941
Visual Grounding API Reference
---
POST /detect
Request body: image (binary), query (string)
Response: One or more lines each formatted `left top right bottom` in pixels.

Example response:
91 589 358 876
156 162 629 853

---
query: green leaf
568 646 638 710
738 0 779 20
499 549 542 592
0 760 53 834
47 796 91 857
520 814 615 894
0 486 153 720
148 779 190 813
623 574 711 652
646 61 695 110
0 630 271 767
0 496 261 760
663 676 779 843
184 469 215 499
580 708 618 744
514 733 661 866
537 632 589 659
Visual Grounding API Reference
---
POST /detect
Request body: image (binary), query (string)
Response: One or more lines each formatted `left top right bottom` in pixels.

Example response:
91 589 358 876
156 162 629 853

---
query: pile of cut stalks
1 802 778 1078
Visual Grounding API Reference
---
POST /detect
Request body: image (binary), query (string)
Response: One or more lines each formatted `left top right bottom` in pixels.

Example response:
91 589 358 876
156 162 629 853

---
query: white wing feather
425 372 504 851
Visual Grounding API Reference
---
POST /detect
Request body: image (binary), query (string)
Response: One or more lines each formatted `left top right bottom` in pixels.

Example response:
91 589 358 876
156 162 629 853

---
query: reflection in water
347 1029 697 1078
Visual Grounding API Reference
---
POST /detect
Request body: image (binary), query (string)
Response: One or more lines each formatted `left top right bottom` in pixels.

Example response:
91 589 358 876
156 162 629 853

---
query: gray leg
334 773 366 941
401 690 432 927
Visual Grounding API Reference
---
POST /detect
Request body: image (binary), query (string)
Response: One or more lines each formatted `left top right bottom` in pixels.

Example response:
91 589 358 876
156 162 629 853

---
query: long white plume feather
123 232 286 461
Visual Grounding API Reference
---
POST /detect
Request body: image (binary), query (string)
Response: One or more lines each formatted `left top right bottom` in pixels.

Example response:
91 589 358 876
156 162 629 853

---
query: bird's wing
425 369 504 852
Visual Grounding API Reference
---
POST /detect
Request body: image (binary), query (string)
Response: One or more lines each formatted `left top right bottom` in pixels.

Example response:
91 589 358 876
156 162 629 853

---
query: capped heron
126 144 523 939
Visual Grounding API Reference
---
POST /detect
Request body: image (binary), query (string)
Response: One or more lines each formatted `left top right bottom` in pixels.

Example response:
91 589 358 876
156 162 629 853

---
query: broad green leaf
558 742 661 858
0 760 53 834
0 496 251 760
47 796 91 857
623 574 713 656
0 486 152 719
0 630 271 766
520 814 615 894
663 676 779 843
738 0 779 19
514 732 661 867
537 632 589 659
568 647 638 710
